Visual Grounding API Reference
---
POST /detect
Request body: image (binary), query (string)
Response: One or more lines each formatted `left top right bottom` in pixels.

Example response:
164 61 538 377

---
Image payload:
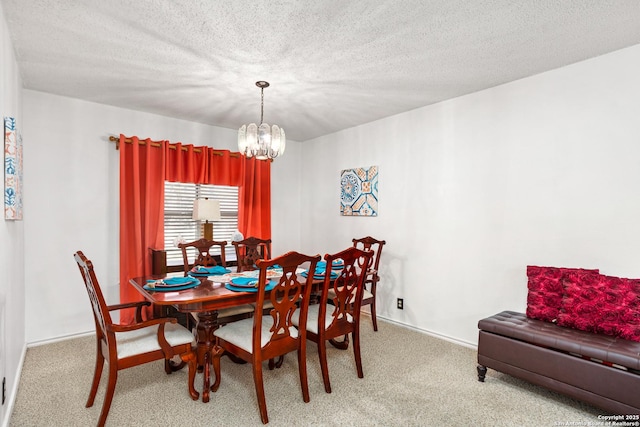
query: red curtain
119 135 270 323
119 136 166 323
164 141 268 237
239 157 271 239
164 143 243 186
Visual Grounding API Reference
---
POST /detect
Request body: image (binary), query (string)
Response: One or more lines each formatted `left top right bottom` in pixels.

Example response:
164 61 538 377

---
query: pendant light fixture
238 81 286 160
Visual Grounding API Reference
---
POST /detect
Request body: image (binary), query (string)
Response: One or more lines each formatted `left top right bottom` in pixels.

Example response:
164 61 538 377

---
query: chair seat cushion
214 315 298 353
115 322 194 359
293 304 353 334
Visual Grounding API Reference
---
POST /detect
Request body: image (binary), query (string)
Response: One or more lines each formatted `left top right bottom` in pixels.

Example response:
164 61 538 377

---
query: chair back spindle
296 246 373 393
232 236 272 272
178 238 227 275
352 236 386 331
212 250 320 424
75 253 112 342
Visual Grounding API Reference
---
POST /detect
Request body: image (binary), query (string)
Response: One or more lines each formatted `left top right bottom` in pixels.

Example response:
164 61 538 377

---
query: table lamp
193 198 220 241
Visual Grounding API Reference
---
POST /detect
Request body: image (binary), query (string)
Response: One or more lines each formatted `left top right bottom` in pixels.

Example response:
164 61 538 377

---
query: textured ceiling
3 0 640 141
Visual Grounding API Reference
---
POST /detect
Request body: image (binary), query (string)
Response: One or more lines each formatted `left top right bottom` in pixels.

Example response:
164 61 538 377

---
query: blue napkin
315 260 343 270
144 282 199 292
144 277 200 291
188 267 228 277
300 270 339 279
267 264 281 270
163 277 197 285
304 261 342 278
225 280 277 293
230 277 259 286
191 265 231 275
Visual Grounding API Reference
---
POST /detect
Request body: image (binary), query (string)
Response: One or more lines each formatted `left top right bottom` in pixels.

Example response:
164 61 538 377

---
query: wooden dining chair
74 251 198 427
232 236 272 272
211 251 321 424
352 236 386 331
178 238 228 275
294 246 372 393
178 238 254 329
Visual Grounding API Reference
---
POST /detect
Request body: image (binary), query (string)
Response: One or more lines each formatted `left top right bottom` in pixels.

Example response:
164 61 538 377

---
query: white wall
269 133 303 258
0 2 24 424
300 44 640 345
22 91 302 343
18 40 640 350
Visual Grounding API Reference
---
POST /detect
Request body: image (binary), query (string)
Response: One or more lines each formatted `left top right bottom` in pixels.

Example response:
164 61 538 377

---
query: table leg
195 310 219 403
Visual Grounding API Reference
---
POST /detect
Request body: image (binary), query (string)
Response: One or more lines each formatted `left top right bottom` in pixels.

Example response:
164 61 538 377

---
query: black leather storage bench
477 311 640 415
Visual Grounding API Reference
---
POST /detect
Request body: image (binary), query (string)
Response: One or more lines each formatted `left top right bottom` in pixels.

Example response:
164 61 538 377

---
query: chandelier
238 81 286 160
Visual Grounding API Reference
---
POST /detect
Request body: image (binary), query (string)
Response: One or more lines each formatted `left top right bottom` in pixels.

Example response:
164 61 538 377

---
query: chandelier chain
260 87 264 125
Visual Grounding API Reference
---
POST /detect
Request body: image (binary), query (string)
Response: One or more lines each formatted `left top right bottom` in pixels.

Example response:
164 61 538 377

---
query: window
164 181 239 266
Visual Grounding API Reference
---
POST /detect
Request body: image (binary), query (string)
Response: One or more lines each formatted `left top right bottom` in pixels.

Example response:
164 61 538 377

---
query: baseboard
25 319 477 352
376 314 478 350
27 330 95 348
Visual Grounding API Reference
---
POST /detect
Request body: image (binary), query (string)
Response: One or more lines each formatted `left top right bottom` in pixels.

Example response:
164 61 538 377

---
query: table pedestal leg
195 310 218 403
211 345 225 392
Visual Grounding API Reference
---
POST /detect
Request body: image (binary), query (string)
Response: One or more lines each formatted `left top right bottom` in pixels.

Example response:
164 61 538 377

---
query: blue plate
147 276 196 286
225 280 277 293
144 277 200 292
230 277 259 288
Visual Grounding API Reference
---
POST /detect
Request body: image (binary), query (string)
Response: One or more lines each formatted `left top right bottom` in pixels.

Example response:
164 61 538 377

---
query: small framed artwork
340 165 378 216
4 116 23 220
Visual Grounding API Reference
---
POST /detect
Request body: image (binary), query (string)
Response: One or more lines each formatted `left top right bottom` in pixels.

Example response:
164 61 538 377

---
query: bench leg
477 365 487 382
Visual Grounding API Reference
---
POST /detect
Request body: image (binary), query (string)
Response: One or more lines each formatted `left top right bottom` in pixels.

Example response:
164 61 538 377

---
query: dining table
130 266 330 402
130 262 349 403
129 269 266 402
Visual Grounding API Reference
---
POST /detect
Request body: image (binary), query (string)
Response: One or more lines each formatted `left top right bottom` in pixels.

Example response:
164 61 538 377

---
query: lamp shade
192 199 221 221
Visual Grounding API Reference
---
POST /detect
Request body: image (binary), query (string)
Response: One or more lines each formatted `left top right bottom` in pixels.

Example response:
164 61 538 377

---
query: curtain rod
108 135 240 157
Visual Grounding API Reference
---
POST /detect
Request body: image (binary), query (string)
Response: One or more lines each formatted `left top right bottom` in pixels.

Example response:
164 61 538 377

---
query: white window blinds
164 182 238 265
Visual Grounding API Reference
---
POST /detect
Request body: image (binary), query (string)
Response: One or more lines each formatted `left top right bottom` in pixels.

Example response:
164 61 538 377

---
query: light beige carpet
10 316 603 426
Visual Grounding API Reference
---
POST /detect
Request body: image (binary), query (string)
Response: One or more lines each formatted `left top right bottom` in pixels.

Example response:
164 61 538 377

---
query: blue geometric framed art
340 165 378 216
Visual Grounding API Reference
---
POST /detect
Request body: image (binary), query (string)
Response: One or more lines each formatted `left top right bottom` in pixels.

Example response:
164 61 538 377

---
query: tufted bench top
478 311 640 371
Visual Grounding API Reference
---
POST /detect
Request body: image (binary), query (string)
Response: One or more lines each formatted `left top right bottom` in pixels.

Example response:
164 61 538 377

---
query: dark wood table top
129 274 259 313
130 268 321 313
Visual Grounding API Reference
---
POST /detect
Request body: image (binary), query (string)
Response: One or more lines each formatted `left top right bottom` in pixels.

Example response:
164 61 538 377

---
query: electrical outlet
397 298 403 310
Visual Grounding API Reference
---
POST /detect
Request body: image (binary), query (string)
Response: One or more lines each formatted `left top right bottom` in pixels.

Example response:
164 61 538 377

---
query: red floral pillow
526 266 598 323
617 278 640 342
557 272 638 339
